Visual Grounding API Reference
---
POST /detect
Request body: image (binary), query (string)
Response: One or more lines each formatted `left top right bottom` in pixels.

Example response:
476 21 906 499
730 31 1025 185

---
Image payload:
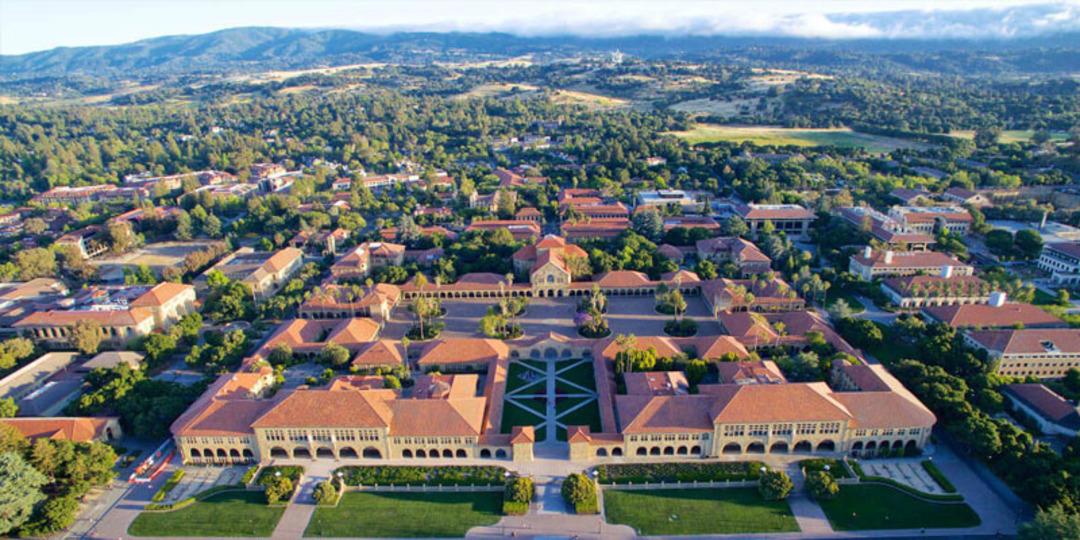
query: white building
1038 242 1080 286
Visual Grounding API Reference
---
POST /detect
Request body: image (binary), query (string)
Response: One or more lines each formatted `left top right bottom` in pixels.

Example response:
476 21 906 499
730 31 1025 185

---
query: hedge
241 465 259 485
921 460 957 493
502 501 529 515
152 469 186 503
574 500 599 514
595 461 766 484
143 484 248 511
336 465 508 486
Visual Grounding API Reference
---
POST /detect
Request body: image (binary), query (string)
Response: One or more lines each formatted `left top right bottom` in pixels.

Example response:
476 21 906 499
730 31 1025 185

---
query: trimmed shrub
806 471 839 500
502 500 530 515
505 476 534 504
264 476 294 505
313 480 340 506
561 473 598 514
758 470 794 501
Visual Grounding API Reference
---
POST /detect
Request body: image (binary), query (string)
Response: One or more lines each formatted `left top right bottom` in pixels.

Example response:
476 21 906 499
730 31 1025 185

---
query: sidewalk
270 474 320 539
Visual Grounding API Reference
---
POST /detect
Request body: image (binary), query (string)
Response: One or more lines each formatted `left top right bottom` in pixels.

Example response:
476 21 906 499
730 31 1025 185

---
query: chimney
989 291 1007 307
863 246 873 259
940 265 953 279
883 250 894 264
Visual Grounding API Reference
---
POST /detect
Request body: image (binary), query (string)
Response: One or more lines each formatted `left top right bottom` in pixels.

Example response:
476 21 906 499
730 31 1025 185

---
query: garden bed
595 461 766 484
335 465 508 487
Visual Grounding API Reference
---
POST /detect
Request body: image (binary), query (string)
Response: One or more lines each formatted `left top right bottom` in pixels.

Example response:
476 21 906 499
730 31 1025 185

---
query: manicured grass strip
304 491 503 538
129 490 285 537
818 484 980 531
555 361 596 391
499 401 544 434
603 488 798 535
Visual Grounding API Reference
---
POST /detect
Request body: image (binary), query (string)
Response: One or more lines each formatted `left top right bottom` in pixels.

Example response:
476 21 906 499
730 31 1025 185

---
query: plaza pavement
382 296 725 340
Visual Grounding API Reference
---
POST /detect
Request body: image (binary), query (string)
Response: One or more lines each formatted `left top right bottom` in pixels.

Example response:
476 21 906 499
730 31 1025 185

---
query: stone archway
793 441 812 453
316 447 335 459
294 447 312 459
363 447 382 459
722 443 741 454
817 440 836 452
270 447 289 459
769 442 789 453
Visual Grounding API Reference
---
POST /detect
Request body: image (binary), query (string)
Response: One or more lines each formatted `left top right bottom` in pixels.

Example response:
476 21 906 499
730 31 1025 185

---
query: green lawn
128 490 285 537
500 400 544 431
305 491 503 537
861 322 918 366
818 484 981 531
505 362 545 393
556 398 603 440
603 488 799 535
555 361 596 391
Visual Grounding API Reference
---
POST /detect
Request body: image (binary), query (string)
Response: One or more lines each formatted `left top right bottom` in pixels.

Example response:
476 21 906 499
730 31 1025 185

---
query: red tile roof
923 303 1064 328
0 417 117 442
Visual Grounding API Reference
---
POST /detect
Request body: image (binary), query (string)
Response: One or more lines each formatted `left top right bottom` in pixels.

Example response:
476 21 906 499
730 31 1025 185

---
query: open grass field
670 97 766 117
305 491 503 537
128 490 284 537
948 129 1070 144
455 82 540 100
667 124 926 153
818 484 981 531
603 487 799 535
551 89 630 109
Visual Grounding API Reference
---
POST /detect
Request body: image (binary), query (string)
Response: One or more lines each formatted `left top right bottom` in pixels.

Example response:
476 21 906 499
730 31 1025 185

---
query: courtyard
381 295 724 340
500 357 603 442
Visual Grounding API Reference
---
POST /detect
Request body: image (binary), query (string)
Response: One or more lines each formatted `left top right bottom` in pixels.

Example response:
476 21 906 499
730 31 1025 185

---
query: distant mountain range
3 26 1080 80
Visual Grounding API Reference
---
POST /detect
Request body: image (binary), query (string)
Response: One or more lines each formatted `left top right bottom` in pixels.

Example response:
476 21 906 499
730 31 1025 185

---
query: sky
1 0 1078 55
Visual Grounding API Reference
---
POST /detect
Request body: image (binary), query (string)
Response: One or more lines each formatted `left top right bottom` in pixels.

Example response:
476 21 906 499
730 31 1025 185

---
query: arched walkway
769 442 789 453
294 448 311 459
339 447 358 459
270 447 289 459
363 447 382 459
722 443 741 454
612 447 623 456
495 449 507 459
479 449 491 458
597 448 608 457
747 442 765 454
817 440 836 452
316 447 335 459
793 441 812 453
